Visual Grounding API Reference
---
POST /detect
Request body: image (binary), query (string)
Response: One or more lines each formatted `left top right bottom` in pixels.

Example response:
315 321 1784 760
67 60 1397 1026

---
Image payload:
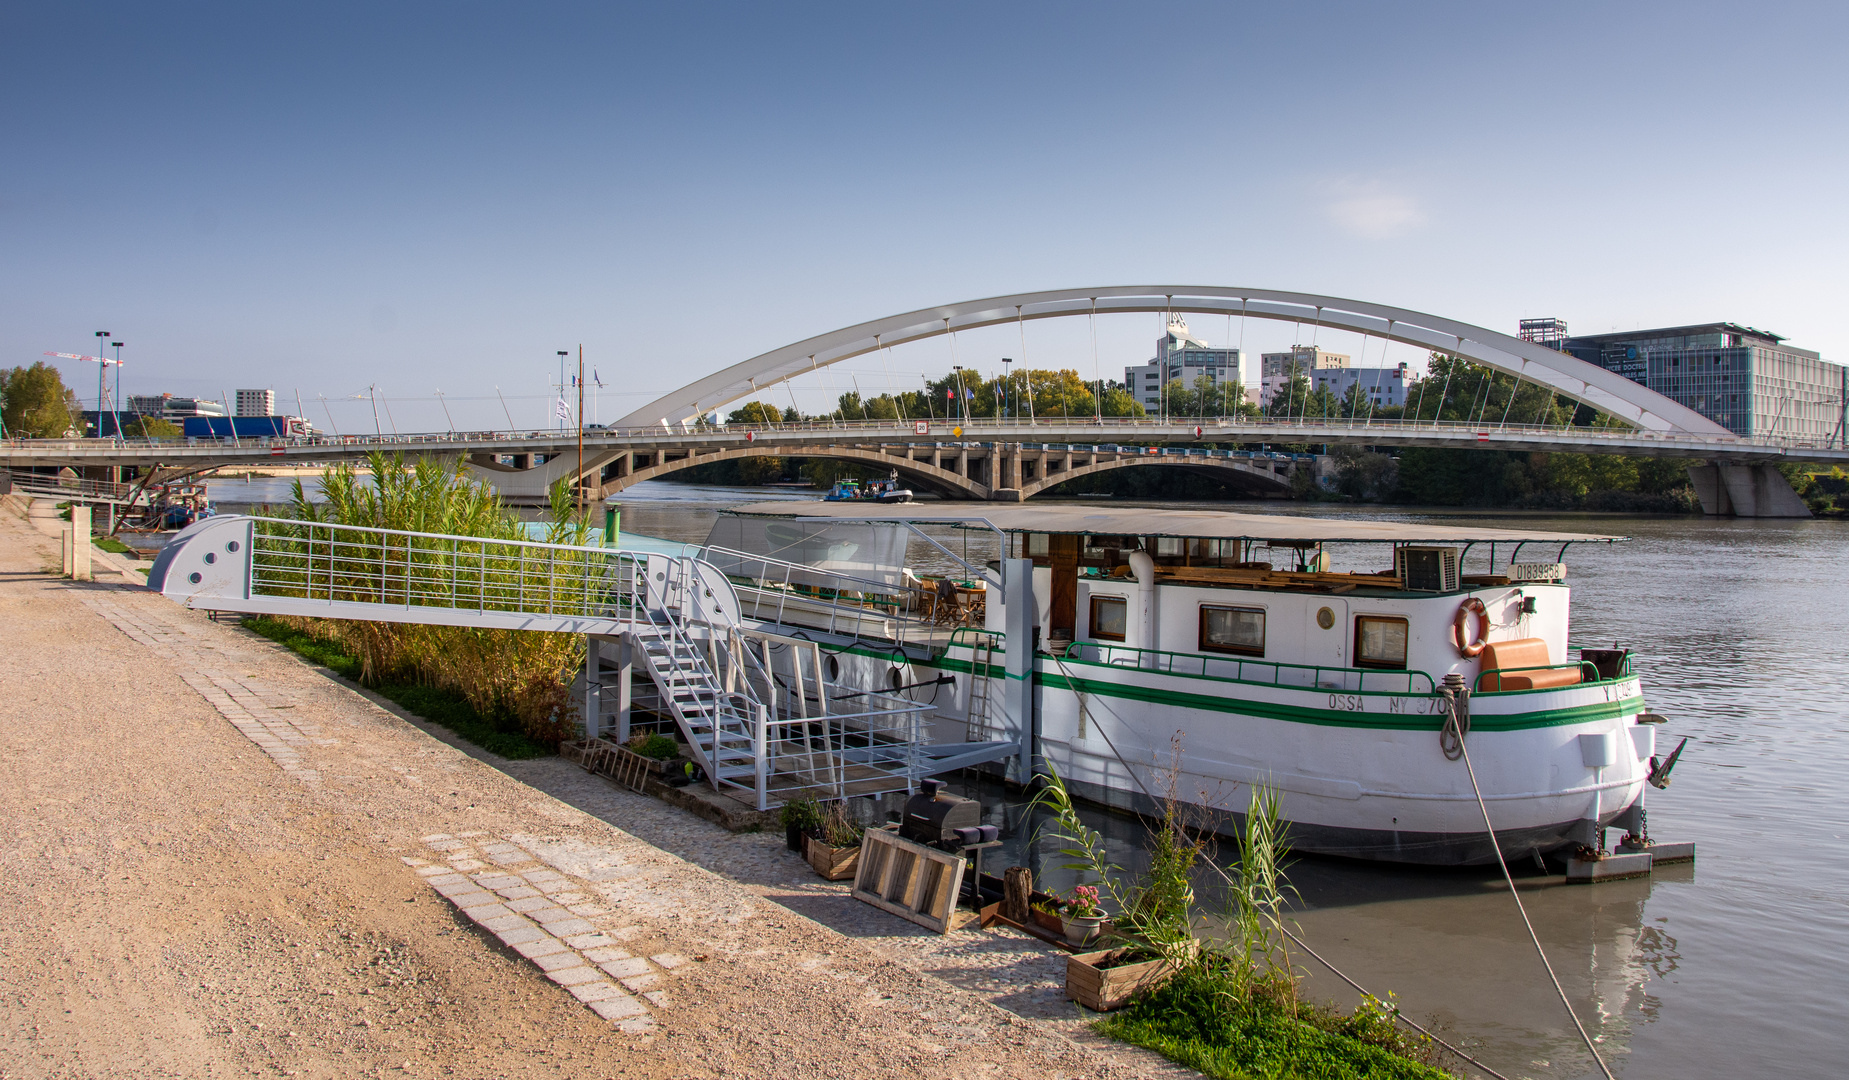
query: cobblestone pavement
0 495 1193 1079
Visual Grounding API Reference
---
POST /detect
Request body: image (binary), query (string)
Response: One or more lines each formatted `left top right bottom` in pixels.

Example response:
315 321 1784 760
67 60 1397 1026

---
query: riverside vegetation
248 451 593 755
1032 760 1453 1080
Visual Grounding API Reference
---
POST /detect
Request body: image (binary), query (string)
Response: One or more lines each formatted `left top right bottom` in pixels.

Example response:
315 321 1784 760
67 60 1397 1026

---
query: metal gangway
1 468 151 507
147 514 1019 808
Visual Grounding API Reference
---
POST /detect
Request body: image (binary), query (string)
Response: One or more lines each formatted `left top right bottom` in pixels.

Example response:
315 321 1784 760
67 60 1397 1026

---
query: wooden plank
851 827 966 934
1048 534 1079 636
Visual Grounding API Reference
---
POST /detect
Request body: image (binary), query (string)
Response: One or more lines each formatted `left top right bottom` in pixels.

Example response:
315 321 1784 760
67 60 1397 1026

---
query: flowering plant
1063 884 1103 918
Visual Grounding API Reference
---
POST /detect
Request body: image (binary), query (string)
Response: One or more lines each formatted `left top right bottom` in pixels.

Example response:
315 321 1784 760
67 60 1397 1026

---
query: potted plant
807 801 865 881
780 797 824 853
1029 897 1065 935
1061 885 1108 946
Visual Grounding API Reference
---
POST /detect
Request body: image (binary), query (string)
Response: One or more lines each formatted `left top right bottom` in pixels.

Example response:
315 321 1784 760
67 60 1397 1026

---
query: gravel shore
0 496 1193 1080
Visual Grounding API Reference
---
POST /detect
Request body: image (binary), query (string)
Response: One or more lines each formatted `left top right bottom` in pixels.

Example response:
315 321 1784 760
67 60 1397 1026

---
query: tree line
1 361 179 439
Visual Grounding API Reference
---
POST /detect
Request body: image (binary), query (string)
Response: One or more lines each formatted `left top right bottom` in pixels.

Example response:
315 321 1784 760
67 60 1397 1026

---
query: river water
205 476 1847 1080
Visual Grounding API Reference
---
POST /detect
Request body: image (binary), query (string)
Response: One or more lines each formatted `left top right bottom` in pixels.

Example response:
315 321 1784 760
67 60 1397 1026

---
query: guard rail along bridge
147 511 1028 812
8 287 1843 516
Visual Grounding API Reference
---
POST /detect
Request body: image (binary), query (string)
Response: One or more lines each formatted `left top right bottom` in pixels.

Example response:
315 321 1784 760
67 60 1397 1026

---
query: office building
1553 321 1846 442
1123 315 1245 412
1258 345 1345 406
125 394 226 420
1518 318 1571 352
236 388 277 417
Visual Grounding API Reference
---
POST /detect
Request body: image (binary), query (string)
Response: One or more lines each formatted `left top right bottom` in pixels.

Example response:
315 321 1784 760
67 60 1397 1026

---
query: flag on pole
593 369 604 388
946 388 954 400
555 395 571 420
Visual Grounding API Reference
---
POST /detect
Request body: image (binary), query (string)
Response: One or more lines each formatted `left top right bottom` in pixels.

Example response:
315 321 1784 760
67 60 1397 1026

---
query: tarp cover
703 516 910 589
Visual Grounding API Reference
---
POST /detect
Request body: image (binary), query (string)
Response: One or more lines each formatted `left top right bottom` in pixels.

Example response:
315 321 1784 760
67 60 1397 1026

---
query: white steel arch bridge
616 285 1736 437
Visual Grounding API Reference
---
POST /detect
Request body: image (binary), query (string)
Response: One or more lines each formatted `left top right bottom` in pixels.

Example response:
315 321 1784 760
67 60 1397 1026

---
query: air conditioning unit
1510 562 1567 583
1396 547 1460 593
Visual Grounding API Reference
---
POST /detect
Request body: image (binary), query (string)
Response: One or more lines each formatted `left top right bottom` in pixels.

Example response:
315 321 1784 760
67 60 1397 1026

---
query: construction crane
43 349 123 439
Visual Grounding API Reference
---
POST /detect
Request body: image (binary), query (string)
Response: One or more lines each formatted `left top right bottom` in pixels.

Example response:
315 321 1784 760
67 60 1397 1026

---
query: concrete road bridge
6 287 1843 515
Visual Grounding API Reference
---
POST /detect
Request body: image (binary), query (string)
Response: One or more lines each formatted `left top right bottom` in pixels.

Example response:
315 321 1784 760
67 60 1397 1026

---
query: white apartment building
1124 315 1246 413
236 388 277 417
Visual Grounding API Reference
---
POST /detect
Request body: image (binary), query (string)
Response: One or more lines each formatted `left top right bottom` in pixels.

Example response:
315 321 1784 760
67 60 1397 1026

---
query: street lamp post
1001 358 1013 424
111 342 123 441
93 331 110 436
557 350 569 431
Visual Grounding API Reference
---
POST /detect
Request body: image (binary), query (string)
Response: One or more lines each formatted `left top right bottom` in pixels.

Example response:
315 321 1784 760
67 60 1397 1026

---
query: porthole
188 572 202 584
1315 606 1334 630
203 552 217 564
226 540 240 553
826 655 840 681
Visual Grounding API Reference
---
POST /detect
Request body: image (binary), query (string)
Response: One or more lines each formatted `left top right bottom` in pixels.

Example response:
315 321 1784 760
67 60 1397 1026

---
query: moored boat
703 502 1673 866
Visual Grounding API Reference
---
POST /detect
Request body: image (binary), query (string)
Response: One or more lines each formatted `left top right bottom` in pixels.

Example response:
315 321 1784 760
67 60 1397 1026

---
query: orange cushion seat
1480 637 1582 692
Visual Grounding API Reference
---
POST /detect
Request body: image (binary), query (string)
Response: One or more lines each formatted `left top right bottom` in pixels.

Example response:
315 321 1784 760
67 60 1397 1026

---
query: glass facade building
1124 315 1245 413
1559 323 1846 443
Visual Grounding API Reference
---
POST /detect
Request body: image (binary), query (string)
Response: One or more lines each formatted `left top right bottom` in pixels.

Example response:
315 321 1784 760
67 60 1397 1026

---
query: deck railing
1061 641 1438 695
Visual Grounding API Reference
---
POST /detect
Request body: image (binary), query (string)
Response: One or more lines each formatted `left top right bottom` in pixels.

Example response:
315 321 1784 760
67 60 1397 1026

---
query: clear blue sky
5 2 1844 432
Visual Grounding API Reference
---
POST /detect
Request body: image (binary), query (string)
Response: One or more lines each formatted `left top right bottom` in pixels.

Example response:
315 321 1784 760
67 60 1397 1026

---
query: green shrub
779 796 824 831
1096 964 1450 1080
626 732 680 760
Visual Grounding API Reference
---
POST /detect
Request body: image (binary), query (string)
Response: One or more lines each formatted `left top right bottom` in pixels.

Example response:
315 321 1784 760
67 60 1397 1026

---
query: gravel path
0 497 1192 1079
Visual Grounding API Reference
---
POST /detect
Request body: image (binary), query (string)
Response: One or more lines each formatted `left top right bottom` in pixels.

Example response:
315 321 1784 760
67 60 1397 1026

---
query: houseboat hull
778 631 1651 865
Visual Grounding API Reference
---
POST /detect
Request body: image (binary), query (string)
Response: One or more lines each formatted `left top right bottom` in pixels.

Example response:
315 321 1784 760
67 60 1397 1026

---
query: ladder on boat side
966 636 997 743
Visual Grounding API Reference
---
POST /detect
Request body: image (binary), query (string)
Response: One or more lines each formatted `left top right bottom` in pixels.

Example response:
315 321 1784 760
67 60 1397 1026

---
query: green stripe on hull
819 640 1642 733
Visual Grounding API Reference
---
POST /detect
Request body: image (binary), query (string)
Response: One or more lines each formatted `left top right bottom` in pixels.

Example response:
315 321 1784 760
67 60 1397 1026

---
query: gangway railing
151 515 1009 809
2 469 147 506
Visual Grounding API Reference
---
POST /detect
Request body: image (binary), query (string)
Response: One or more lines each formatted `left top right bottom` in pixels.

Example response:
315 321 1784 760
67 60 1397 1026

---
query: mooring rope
1453 722 1617 1080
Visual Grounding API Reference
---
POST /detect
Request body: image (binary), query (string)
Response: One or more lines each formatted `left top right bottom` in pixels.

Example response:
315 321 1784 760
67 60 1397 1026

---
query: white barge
706 502 1671 866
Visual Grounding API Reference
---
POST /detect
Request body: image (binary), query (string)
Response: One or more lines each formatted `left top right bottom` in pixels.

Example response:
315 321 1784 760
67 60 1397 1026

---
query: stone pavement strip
0 495 1193 1078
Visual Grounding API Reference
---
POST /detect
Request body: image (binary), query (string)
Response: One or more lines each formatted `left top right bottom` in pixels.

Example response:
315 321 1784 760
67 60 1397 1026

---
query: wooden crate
1066 948 1172 1012
851 827 966 934
805 838 861 881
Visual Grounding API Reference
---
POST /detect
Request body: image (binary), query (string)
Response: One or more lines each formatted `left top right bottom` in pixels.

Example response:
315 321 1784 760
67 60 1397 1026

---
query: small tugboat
823 470 914 503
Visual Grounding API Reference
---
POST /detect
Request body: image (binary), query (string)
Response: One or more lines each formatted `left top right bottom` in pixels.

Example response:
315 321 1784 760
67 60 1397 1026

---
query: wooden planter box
805 837 862 881
1067 948 1173 1012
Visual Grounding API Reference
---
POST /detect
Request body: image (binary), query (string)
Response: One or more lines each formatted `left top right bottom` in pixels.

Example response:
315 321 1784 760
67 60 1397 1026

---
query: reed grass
252 451 594 748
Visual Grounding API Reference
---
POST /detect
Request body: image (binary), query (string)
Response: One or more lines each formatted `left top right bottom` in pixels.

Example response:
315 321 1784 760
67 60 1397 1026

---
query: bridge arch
602 444 987 500
617 287 1731 438
1019 456 1295 500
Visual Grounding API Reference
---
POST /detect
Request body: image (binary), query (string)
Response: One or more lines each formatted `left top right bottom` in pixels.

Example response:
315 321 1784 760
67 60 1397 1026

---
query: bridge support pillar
1688 464 1811 518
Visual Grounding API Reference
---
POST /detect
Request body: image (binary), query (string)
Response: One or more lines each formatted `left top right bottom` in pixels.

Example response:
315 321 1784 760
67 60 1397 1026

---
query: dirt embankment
0 498 1157 1080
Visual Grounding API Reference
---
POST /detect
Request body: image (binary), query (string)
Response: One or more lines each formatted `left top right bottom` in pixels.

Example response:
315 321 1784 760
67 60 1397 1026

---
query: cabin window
1200 605 1265 656
1026 533 1050 558
1354 616 1409 669
1155 537 1184 557
1090 596 1128 641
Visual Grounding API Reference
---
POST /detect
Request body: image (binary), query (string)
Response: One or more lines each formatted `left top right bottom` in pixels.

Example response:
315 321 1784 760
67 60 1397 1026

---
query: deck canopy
721 502 1627 546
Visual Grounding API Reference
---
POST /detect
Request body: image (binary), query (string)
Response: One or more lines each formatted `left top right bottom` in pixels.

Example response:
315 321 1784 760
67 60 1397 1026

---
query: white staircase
631 610 764 796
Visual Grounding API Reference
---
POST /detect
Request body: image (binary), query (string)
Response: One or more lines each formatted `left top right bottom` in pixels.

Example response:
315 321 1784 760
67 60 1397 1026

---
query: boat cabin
717 502 1625 693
